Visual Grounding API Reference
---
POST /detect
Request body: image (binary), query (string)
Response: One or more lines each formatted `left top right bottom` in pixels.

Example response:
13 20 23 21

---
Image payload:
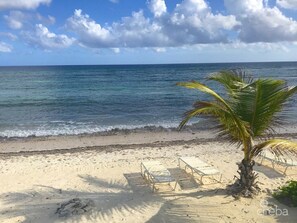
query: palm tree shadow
168 168 200 190
0 174 163 223
123 172 152 193
123 170 231 223
254 163 284 179
0 173 233 223
78 174 130 191
147 189 234 222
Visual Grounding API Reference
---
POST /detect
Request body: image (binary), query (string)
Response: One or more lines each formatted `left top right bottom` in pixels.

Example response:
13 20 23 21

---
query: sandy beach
0 130 297 223
1 0 297 221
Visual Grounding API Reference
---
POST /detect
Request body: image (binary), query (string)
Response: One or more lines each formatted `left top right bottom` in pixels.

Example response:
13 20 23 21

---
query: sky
0 0 297 65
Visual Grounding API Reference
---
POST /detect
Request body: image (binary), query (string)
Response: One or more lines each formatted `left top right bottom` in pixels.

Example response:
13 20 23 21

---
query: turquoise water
0 62 297 138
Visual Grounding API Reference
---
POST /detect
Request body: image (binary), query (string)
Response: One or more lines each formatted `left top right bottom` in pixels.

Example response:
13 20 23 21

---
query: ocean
0 62 297 138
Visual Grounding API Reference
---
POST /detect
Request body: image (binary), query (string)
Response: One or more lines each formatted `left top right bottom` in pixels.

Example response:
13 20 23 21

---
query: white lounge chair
259 150 297 175
178 157 222 184
141 161 177 192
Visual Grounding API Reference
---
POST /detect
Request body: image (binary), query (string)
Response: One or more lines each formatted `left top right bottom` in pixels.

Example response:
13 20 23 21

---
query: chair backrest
263 150 296 165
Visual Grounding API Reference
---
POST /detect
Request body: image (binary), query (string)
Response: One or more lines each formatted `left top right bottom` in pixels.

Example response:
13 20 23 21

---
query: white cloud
224 0 264 14
23 24 75 50
4 11 56 30
66 9 112 48
148 0 167 17
276 0 297 10
36 14 56 25
6 0 294 53
161 0 239 44
109 0 119 3
66 1 239 49
240 7 297 42
174 0 209 15
224 0 297 42
112 10 169 47
0 41 12 52
0 0 51 10
4 11 27 29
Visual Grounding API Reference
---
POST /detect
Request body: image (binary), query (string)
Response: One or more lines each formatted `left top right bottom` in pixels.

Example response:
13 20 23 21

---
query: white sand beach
0 131 297 223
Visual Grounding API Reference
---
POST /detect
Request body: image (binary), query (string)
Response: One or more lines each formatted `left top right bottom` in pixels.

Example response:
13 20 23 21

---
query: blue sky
0 0 297 65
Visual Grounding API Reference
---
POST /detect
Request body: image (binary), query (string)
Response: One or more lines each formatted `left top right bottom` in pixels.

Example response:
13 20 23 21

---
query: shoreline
1 127 297 155
0 129 215 155
1 118 297 140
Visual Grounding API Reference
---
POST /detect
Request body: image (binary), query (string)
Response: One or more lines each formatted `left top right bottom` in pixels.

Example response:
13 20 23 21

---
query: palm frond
178 101 223 128
177 81 250 142
208 69 253 96
179 101 247 142
233 79 297 137
252 139 297 158
177 71 297 160
177 81 228 107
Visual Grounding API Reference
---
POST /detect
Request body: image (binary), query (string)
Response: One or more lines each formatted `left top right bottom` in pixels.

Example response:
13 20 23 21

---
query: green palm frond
177 81 228 107
252 139 297 158
178 70 297 193
178 70 297 162
209 69 252 96
177 81 250 142
179 101 248 142
233 79 297 137
178 101 224 130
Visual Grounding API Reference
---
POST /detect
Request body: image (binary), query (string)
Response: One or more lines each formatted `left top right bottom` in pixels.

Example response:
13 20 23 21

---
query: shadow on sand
4 165 290 223
0 168 232 223
6 161 290 223
0 174 162 223
254 163 285 179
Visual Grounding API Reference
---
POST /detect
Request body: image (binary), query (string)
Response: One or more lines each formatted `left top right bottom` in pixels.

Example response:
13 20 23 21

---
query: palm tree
177 69 297 197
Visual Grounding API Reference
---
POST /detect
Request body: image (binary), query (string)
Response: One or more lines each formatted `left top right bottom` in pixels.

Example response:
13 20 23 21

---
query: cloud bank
66 0 239 48
64 0 297 50
0 0 51 10
2 0 297 52
276 0 297 10
224 0 297 42
22 24 75 50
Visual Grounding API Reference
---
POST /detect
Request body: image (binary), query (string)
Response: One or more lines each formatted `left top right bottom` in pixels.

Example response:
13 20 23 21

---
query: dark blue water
0 62 297 138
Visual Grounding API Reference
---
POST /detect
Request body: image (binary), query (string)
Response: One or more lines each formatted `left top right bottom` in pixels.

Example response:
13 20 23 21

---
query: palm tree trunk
233 159 260 197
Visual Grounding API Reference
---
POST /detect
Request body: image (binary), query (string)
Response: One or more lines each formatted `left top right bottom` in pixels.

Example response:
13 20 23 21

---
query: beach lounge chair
178 157 222 184
141 161 177 192
259 150 297 175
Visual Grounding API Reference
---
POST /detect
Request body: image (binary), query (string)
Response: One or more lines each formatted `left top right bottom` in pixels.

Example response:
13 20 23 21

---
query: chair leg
260 156 265 165
283 166 289 175
173 181 178 191
200 175 204 185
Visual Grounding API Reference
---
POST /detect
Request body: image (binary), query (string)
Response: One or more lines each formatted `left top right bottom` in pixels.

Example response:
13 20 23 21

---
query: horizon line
1 60 297 67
